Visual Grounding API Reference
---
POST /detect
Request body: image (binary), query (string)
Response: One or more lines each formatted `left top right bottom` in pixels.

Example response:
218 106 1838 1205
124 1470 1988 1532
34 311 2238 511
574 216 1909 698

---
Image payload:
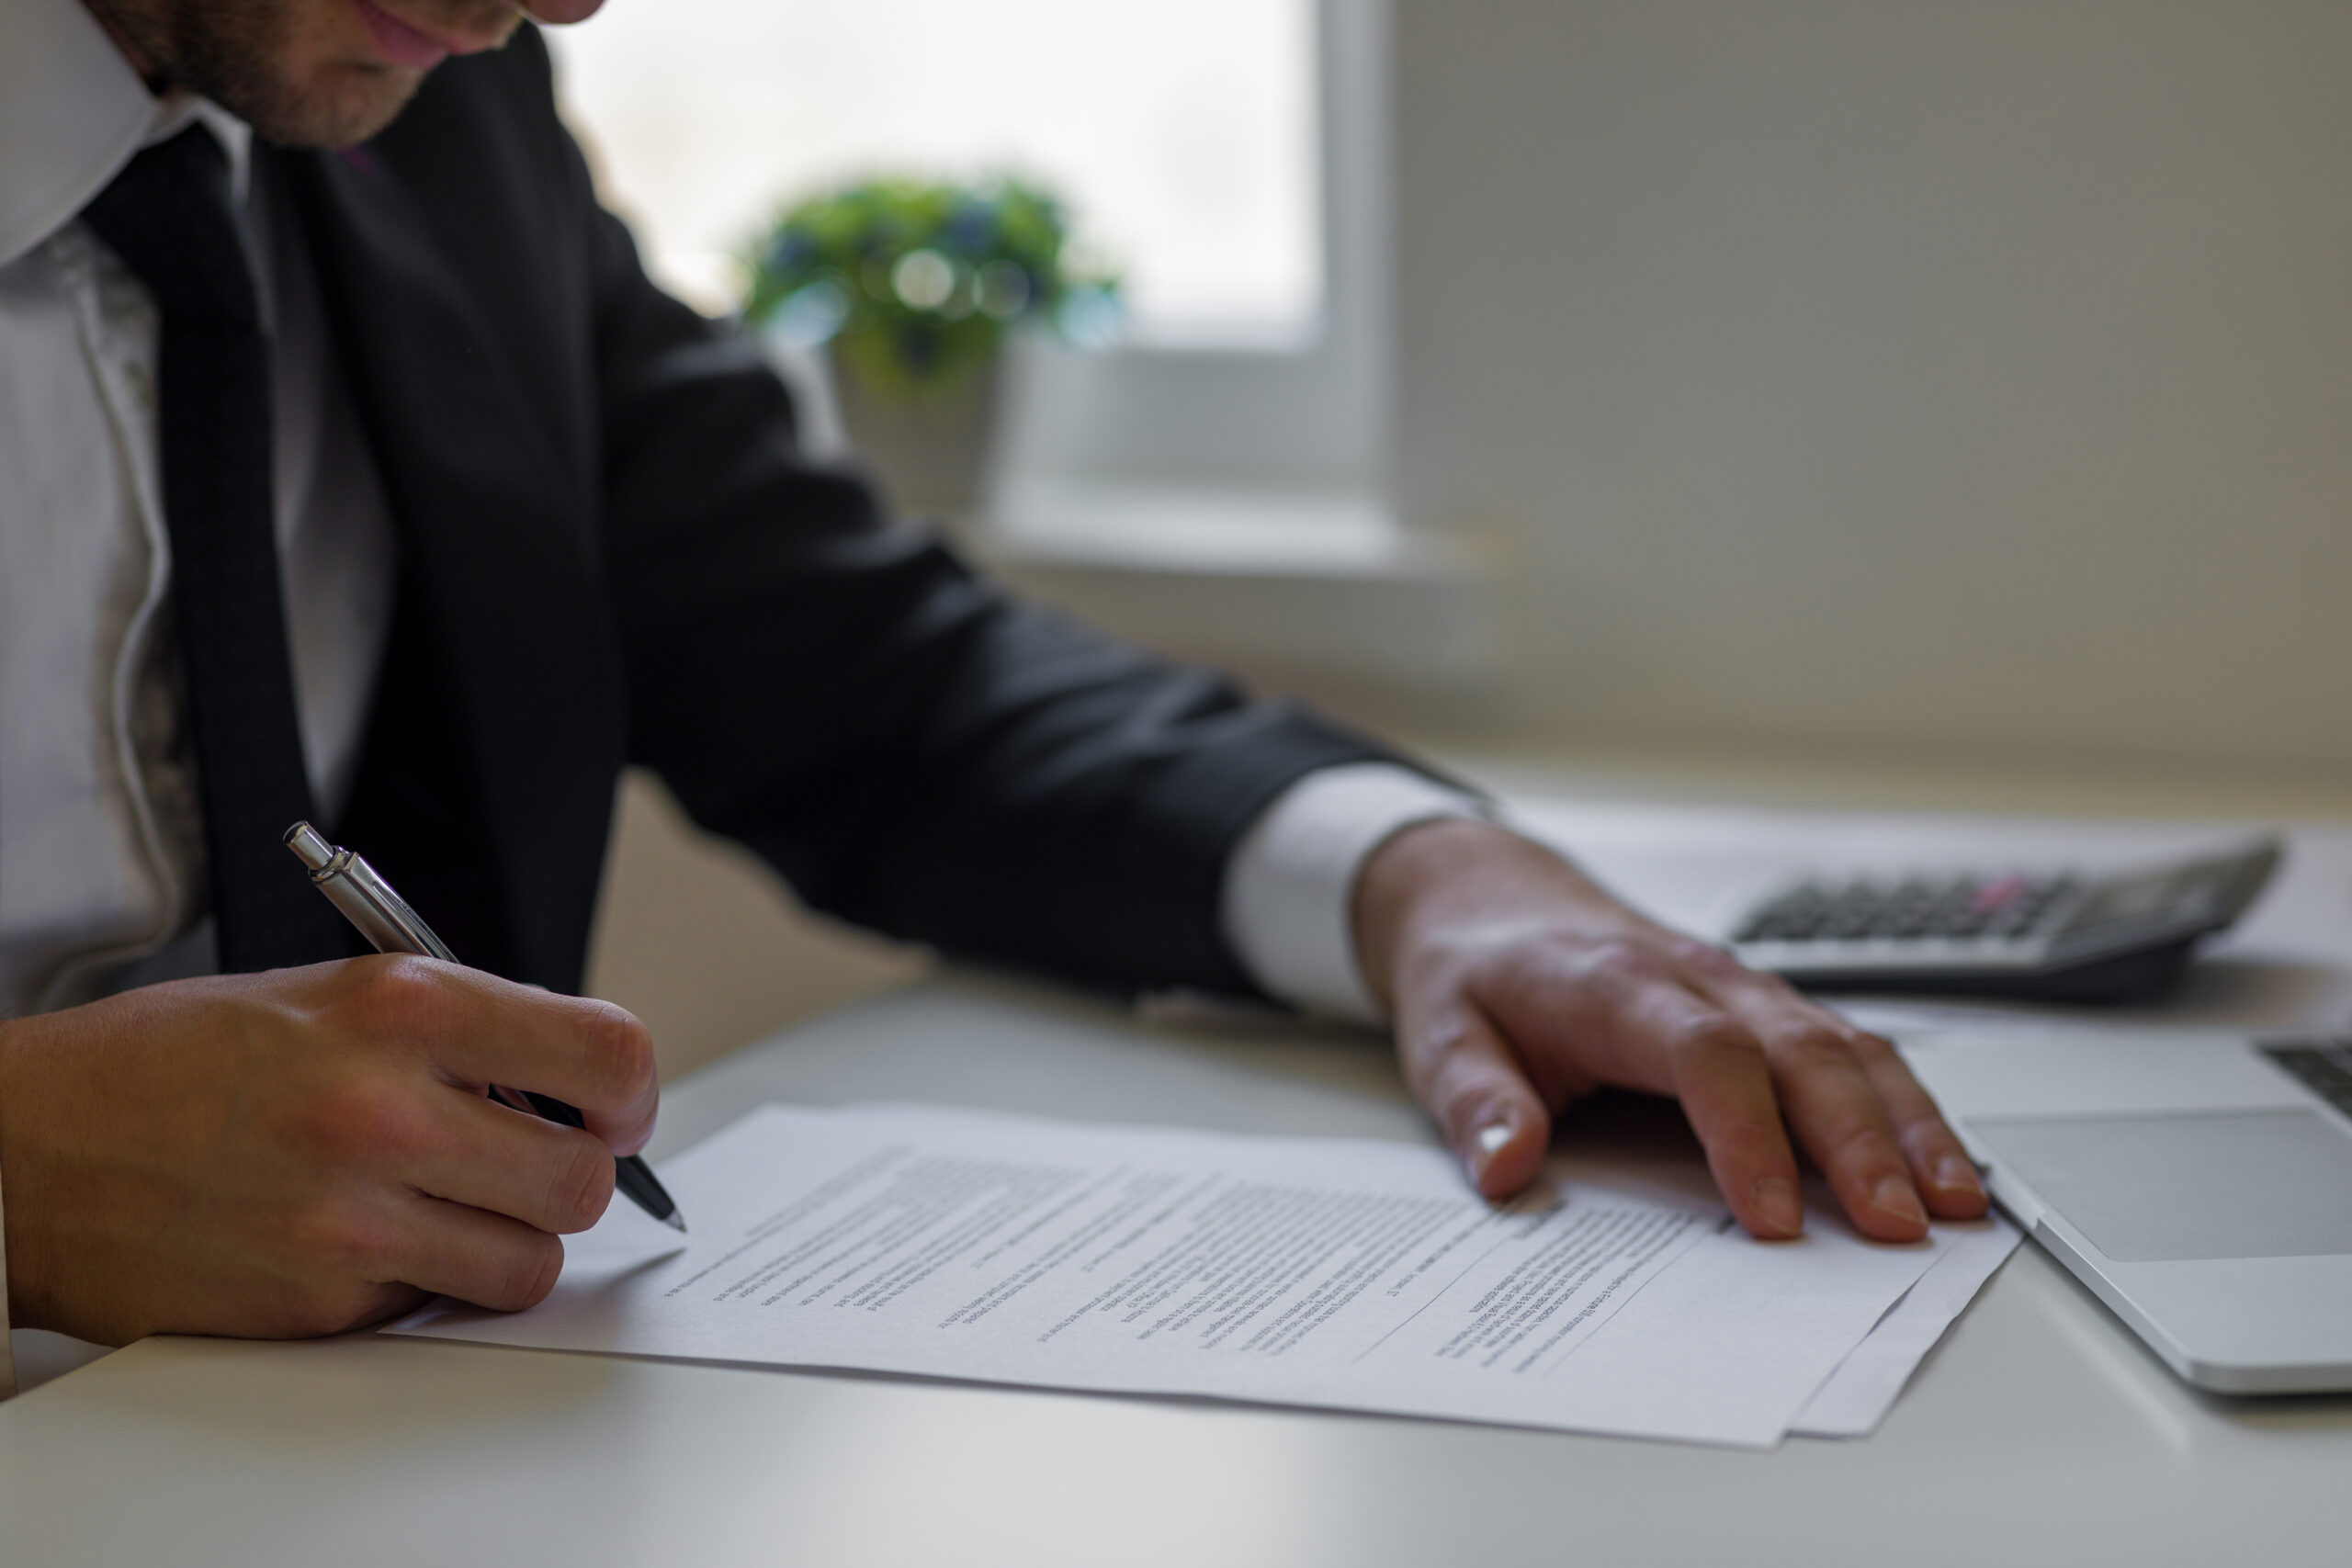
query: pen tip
662 1212 688 1234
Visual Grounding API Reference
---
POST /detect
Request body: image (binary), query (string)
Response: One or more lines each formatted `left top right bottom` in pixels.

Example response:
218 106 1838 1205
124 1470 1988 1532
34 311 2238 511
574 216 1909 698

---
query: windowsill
973 481 1493 688
980 481 1453 578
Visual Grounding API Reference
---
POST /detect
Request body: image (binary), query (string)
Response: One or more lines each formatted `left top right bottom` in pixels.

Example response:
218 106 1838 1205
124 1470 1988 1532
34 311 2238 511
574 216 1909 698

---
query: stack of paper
392 1103 2014 1450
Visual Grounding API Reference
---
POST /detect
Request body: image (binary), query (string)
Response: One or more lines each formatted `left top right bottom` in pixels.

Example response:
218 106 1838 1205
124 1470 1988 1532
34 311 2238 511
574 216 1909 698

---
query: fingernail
1469 1120 1513 1178
1934 1153 1982 1194
1752 1176 1803 1235
1872 1173 1929 1230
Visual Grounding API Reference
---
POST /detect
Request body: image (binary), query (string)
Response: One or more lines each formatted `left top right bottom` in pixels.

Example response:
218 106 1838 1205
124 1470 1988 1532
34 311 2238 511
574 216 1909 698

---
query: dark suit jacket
266 28 1396 1003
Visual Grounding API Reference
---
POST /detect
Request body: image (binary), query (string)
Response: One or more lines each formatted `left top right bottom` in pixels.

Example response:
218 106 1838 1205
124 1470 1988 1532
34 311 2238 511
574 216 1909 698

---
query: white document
1788 1213 2019 1438
392 1103 1968 1449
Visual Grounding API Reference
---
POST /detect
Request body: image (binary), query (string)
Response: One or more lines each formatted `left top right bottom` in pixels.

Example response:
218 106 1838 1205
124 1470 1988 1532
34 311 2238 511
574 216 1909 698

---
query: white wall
1393 1 2352 765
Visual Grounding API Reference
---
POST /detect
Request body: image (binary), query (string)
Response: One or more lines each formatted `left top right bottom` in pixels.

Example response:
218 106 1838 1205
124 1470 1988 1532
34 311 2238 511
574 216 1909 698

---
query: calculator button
1736 873 2077 945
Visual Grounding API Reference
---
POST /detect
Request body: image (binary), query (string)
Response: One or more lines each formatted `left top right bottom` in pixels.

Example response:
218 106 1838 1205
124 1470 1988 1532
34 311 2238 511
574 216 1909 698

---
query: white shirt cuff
1219 762 1488 1022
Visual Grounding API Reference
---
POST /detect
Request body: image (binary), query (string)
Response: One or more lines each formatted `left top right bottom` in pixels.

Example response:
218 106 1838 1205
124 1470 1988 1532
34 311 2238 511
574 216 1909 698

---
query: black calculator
1728 837 2282 1002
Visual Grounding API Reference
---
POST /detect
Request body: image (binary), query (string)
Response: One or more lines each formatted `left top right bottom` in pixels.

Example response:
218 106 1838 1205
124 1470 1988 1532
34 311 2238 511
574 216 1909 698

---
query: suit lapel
272 141 622 990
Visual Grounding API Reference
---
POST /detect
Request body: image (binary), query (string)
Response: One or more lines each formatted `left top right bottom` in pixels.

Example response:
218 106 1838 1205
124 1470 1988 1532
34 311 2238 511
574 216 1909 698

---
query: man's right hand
0 957 658 1346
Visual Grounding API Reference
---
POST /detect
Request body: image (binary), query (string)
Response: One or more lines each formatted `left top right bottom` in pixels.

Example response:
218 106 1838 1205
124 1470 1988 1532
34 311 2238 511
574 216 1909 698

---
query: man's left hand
1351 818 1989 1241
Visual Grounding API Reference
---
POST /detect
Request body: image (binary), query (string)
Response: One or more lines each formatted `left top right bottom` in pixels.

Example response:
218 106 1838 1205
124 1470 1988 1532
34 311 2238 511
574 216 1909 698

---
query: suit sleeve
560 107 1403 999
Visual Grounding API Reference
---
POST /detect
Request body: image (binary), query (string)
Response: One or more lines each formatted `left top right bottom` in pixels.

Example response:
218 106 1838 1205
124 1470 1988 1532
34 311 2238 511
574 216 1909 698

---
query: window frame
987 0 1394 502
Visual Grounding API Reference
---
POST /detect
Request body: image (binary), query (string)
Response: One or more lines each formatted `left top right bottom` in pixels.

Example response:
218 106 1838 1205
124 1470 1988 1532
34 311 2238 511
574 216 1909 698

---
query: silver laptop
1901 1032 2352 1393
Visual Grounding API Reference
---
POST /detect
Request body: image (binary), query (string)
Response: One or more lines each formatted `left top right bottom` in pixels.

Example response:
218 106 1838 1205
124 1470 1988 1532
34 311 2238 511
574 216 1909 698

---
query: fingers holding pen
401 1089 620 1235
322 956 662 1155
388 1198 569 1314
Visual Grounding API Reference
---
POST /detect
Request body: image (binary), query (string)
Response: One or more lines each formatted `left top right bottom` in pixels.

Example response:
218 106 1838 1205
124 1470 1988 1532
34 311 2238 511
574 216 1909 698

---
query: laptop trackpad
1971 1109 2352 1262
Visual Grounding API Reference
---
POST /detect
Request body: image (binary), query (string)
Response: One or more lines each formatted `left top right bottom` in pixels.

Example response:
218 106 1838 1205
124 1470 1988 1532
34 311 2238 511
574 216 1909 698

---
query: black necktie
81 128 351 972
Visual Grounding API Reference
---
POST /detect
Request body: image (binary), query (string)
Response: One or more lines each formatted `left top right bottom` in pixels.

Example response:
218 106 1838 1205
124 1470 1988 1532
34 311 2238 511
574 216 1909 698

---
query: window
549 0 1388 496
553 3 1479 687
549 0 1321 346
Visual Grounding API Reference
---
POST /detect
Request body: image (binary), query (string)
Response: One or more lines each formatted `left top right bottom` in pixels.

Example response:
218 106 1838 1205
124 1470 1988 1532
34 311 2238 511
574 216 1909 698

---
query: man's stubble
85 0 518 148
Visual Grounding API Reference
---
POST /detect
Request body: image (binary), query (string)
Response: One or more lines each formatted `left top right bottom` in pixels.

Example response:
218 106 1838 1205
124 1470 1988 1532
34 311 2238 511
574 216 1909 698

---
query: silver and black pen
284 821 686 1234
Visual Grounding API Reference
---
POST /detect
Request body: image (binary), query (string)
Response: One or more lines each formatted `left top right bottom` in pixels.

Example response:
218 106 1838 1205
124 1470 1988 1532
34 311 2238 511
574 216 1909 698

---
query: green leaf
740 175 1124 394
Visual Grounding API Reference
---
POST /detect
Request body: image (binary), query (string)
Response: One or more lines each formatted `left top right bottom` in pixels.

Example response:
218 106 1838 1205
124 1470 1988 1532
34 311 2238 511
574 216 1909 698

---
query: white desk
4 971 2349 1567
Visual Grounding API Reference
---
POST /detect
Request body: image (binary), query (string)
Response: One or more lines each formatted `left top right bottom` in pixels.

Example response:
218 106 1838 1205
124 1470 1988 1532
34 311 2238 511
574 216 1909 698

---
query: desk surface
5 974 2350 1567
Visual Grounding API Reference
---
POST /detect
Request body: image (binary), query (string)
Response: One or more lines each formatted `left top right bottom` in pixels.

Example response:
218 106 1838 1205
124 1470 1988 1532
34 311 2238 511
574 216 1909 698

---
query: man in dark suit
0 0 1984 1360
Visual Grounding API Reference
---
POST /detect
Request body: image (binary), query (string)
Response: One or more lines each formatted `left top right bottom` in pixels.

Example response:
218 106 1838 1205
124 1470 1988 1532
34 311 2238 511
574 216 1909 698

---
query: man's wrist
1219 763 1490 1021
1349 817 1622 1015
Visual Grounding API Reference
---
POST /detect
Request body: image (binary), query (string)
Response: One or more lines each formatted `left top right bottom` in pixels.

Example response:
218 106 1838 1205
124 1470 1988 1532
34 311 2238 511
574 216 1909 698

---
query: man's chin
245 62 426 148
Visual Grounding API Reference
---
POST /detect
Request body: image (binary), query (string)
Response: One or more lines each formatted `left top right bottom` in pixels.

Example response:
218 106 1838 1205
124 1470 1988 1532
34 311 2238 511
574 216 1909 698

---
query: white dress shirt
0 0 398 1021
0 0 1478 1388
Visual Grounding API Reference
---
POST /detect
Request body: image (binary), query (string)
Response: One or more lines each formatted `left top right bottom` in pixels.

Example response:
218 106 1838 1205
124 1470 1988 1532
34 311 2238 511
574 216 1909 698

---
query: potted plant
743 177 1119 522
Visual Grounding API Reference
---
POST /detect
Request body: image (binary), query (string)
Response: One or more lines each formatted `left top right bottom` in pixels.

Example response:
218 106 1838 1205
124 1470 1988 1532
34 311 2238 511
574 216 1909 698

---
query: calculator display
2053 864 2222 938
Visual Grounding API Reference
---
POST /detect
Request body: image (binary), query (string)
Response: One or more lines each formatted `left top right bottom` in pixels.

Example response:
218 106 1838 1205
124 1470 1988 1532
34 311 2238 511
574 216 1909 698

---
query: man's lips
353 0 465 70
